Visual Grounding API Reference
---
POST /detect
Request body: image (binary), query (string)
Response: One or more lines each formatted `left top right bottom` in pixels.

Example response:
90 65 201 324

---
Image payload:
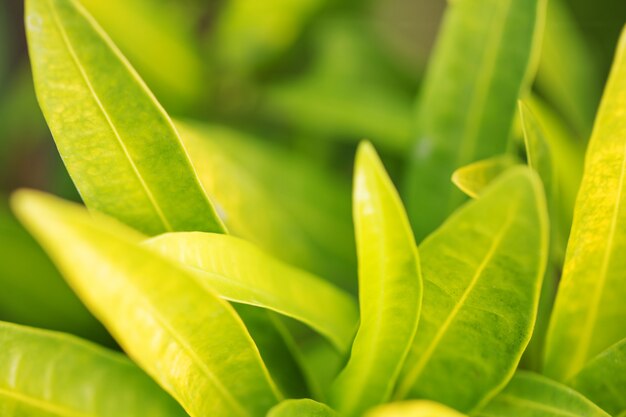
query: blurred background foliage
0 0 624 346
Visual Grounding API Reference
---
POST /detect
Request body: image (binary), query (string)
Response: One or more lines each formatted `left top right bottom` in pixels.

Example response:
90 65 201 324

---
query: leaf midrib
0 386 93 417
397 202 518 398
47 0 173 232
496 393 595 417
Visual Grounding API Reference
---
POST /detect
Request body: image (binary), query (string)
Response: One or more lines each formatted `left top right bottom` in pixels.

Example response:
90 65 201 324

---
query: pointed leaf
473 372 610 417
405 0 546 240
267 399 337 417
452 155 519 199
176 121 356 291
330 142 422 416
568 338 626 416
26 0 224 236
145 232 357 353
544 27 626 381
11 190 279 417
366 401 466 417
396 167 549 412
0 321 186 417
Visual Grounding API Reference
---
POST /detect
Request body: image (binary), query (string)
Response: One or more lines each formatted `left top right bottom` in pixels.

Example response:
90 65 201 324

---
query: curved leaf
452 155 519 199
11 190 280 417
568 338 626 416
396 167 549 412
329 142 421 416
473 372 610 417
405 0 546 240
267 399 338 417
176 121 356 291
544 27 626 381
26 0 224 236
366 401 466 417
0 321 186 417
145 232 358 352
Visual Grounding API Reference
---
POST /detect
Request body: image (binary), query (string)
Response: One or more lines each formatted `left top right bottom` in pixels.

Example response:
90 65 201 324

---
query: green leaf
329 142 421 416
396 167 549 412
0 321 186 417
404 0 546 241
519 101 555 200
267 399 338 417
473 371 610 417
25 0 224 236
535 0 602 138
543 27 626 381
76 0 205 112
11 190 280 417
568 338 626 416
144 232 358 353
0 201 111 345
366 401 467 417
176 121 356 291
452 155 519 199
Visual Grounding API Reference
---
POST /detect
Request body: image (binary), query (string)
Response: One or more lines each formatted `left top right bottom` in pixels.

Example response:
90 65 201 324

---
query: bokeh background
0 0 625 346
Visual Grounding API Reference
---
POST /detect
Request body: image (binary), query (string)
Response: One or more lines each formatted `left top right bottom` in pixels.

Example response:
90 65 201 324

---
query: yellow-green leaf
452 155 519 199
473 372 610 417
330 142 421 416
11 190 280 417
144 232 358 353
405 0 546 241
568 338 626 416
543 27 626 381
366 400 466 417
268 399 337 417
26 0 224 236
0 321 186 417
396 167 549 412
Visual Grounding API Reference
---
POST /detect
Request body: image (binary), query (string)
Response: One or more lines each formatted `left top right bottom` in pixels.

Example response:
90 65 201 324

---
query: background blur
0 0 625 345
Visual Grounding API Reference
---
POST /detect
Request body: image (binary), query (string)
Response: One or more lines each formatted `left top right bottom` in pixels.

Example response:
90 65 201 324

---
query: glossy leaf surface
405 0 546 240
12 190 279 417
26 0 224 236
267 399 338 417
473 372 610 417
544 28 626 381
176 121 356 291
569 338 626 416
145 232 358 353
366 401 466 417
396 168 549 412
452 155 519 199
0 321 186 417
330 143 421 416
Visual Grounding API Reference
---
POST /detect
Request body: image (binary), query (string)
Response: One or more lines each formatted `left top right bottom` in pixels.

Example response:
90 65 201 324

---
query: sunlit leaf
176 121 356 291
330 142 421 416
144 232 358 353
366 400 466 417
0 321 186 417
452 155 519 199
404 0 546 241
12 190 280 417
268 399 338 417
568 338 626 416
26 0 224 236
473 371 610 417
396 168 549 412
544 27 626 381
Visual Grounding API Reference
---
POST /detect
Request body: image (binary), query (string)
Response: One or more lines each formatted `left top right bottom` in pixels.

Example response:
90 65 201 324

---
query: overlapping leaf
405 0 546 240
451 155 519 199
367 401 467 417
396 168 549 412
268 399 338 417
26 0 224 236
12 190 280 417
330 143 421 416
0 321 186 417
